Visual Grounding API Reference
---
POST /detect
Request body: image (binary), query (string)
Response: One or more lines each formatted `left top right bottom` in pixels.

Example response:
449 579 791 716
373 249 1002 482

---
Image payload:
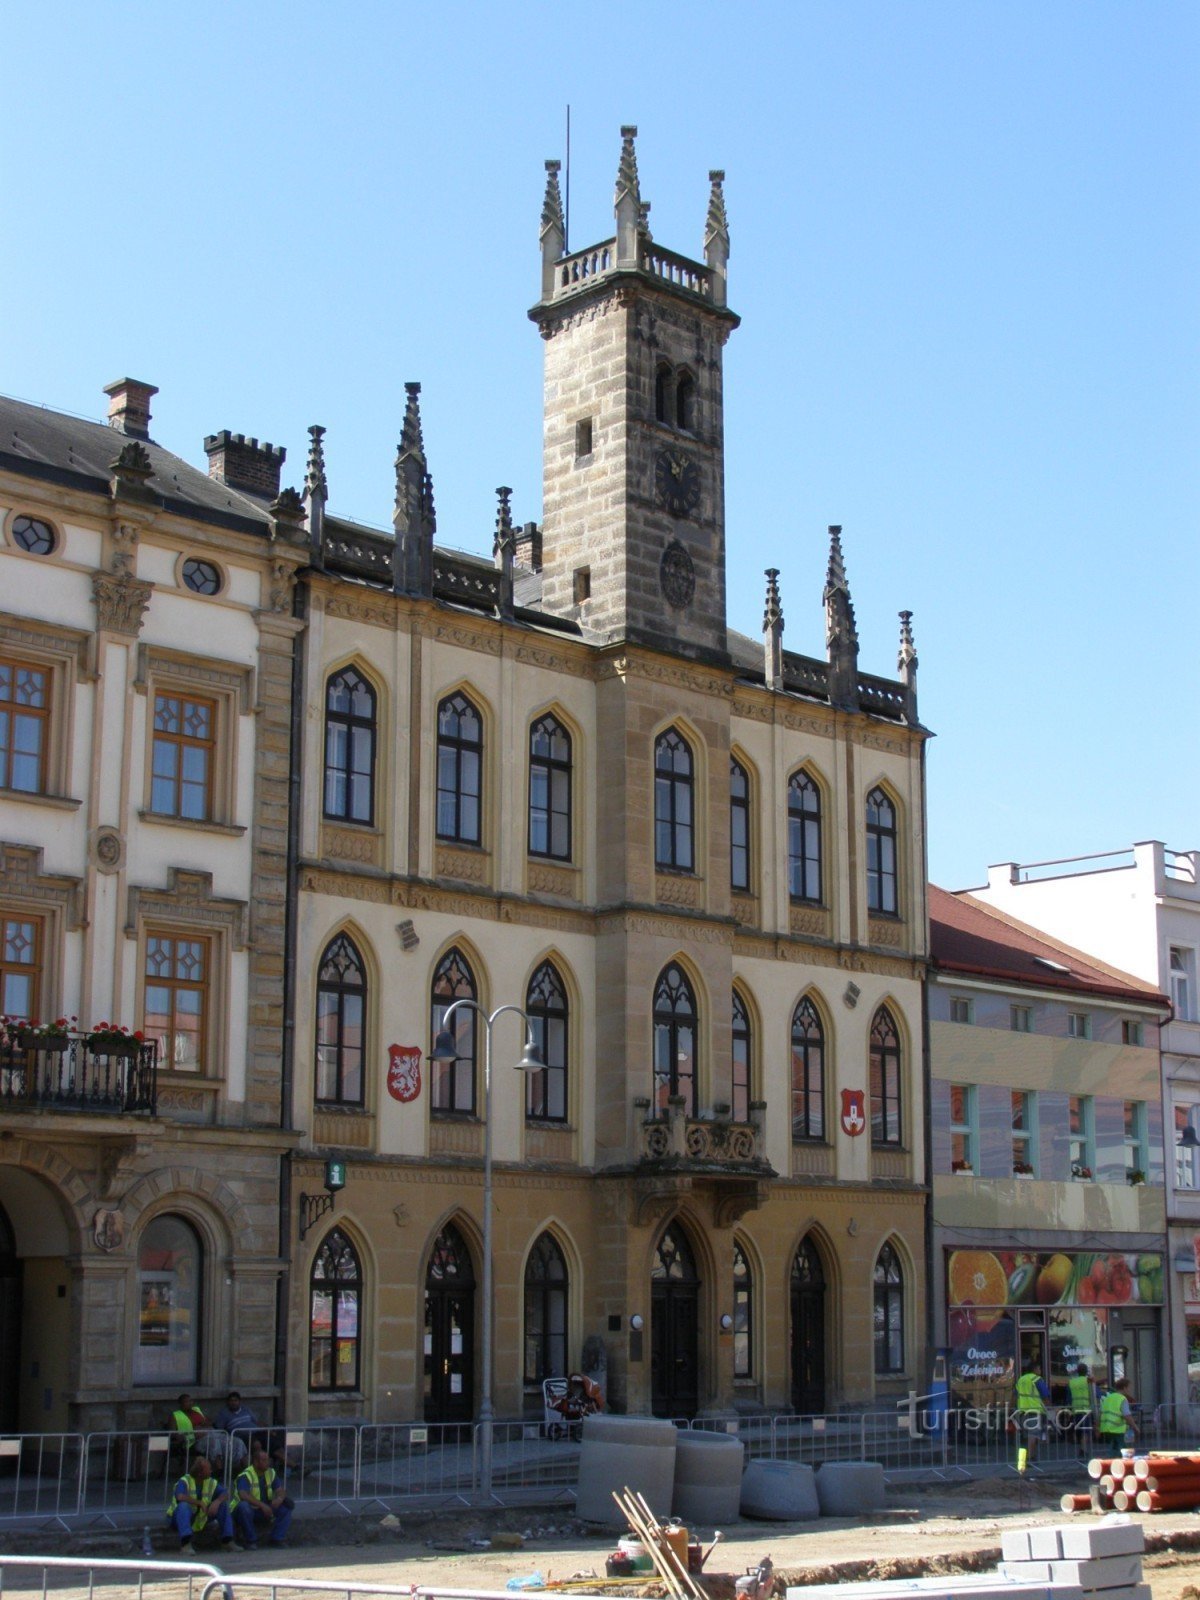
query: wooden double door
651 1225 700 1418
423 1224 475 1423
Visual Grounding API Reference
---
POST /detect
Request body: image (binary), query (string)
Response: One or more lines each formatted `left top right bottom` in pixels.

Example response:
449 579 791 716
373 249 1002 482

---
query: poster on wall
948 1249 1164 1313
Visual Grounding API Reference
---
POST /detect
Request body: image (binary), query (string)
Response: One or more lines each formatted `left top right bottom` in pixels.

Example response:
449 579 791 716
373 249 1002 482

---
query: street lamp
430 1000 541 1499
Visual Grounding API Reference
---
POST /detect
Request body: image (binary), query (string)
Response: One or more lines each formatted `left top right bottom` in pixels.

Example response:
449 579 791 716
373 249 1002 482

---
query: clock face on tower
655 449 701 520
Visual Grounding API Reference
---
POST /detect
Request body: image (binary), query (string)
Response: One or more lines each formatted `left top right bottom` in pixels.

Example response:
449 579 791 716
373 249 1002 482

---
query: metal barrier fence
0 1553 223 1600
0 1401 1196 1530
199 1577 603 1600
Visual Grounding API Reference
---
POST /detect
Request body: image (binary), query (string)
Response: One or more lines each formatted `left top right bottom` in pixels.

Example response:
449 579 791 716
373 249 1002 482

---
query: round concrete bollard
739 1458 820 1520
671 1431 745 1524
575 1414 679 1528
815 1460 887 1517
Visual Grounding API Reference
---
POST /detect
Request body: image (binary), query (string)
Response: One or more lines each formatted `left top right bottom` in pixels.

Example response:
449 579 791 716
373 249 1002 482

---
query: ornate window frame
0 613 89 804
135 645 253 834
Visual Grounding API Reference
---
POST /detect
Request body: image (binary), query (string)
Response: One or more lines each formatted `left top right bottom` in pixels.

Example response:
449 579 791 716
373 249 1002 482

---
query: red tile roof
930 885 1168 1007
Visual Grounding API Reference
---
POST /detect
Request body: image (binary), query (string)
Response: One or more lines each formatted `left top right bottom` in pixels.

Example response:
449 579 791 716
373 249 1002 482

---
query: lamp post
430 1000 541 1499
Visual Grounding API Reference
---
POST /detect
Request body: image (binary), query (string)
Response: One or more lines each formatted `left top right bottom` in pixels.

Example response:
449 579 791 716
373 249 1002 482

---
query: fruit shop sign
948 1248 1164 1311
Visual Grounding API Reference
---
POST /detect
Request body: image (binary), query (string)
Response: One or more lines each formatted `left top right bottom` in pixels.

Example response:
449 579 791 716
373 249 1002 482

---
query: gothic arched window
654 728 694 872
526 961 568 1122
524 1232 568 1388
866 787 898 915
733 1240 753 1379
873 1241 904 1374
324 667 376 825
675 371 696 432
732 989 752 1124
791 997 825 1142
653 963 697 1114
788 771 822 904
309 1228 362 1392
431 947 478 1114
315 933 366 1106
870 1005 903 1146
436 692 483 845
730 757 750 893
528 715 572 861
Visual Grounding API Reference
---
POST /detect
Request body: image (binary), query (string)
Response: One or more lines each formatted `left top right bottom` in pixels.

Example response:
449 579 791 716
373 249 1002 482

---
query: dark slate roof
931 885 1168 1007
0 394 272 535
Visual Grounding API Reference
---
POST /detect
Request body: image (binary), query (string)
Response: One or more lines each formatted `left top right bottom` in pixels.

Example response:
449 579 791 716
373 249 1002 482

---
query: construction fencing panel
228 1423 361 1512
355 1423 476 1509
0 1433 83 1524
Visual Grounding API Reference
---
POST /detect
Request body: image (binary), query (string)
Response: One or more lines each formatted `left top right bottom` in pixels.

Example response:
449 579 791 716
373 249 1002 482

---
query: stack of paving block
785 1518 1147 1600
1075 1452 1200 1514
999 1516 1148 1600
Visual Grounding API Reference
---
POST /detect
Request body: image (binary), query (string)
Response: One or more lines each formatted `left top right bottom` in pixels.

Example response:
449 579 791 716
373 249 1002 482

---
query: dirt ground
12 1478 1200 1598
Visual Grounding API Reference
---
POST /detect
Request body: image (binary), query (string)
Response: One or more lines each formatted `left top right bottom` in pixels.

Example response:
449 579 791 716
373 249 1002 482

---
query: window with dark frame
436 693 483 845
865 787 898 914
731 989 751 1123
675 371 696 431
873 1241 904 1374
654 728 694 871
0 657 49 794
181 558 221 596
730 757 750 892
11 515 55 555
309 1228 362 1392
528 715 572 861
151 691 215 821
526 960 568 1122
653 962 697 1114
869 1005 902 1146
324 668 377 826
733 1240 753 1379
133 1214 201 1386
0 914 42 1019
430 947 477 1114
791 996 826 1141
315 933 366 1106
523 1232 568 1387
787 771 822 903
144 934 207 1072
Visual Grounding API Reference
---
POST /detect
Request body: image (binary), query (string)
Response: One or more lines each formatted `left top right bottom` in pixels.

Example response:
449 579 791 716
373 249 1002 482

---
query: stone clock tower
530 128 739 661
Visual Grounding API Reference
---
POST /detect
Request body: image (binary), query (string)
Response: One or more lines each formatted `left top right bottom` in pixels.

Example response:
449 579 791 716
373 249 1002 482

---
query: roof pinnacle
541 159 565 243
304 425 328 503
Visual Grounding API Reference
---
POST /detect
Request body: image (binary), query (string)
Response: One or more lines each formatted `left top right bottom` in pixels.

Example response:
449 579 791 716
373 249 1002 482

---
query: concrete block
786 1584 1083 1600
1001 1530 1033 1562
1051 1554 1144 1589
1000 1562 1053 1583
1059 1521 1145 1561
1028 1527 1065 1560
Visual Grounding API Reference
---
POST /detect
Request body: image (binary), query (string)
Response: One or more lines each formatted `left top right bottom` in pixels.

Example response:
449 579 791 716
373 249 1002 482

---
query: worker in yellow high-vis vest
1067 1364 1098 1458
1099 1377 1139 1454
1014 1361 1050 1459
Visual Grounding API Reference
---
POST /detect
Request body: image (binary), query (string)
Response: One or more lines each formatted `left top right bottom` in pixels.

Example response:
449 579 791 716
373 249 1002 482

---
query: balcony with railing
0 1032 158 1116
634 1095 771 1172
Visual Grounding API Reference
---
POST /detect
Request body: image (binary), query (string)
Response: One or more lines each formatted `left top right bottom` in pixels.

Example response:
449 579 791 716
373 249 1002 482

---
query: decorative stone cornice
91 571 152 636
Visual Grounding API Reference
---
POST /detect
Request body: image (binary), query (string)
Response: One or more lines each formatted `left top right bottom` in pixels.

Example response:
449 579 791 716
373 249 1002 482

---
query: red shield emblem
840 1088 866 1137
387 1044 422 1103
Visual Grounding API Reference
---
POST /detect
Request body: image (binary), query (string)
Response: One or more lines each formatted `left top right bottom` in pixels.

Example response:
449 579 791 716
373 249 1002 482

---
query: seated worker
167 1394 211 1454
235 1445 293 1549
166 1453 238 1554
213 1390 260 1469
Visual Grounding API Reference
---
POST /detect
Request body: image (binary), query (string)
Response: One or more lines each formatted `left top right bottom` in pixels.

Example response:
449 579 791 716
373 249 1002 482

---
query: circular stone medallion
660 540 696 610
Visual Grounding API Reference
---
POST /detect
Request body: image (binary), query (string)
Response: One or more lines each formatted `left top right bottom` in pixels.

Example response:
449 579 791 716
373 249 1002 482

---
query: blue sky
4 2 1197 889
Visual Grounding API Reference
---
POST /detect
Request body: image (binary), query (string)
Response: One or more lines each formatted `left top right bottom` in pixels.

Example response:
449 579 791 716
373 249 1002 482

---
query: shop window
653 962 697 1114
134 1215 201 1385
731 989 752 1124
324 668 376 826
528 715 572 861
315 933 366 1107
526 961 568 1122
1011 1090 1037 1176
523 1232 568 1388
309 1228 361 1392
729 758 751 893
869 1005 902 1147
873 1241 904 1375
949 1084 976 1172
790 997 825 1142
733 1240 753 1379
787 771 822 903
430 947 478 1114
654 728 694 872
436 692 483 845
0 913 42 1019
144 933 208 1072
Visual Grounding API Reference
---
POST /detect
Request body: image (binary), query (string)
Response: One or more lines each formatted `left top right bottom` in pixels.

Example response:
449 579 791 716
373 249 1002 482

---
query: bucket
617 1538 653 1573
663 1525 689 1568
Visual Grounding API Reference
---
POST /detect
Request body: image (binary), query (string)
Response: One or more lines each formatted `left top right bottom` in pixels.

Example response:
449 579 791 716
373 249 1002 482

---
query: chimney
515 521 543 572
103 378 158 440
204 431 286 500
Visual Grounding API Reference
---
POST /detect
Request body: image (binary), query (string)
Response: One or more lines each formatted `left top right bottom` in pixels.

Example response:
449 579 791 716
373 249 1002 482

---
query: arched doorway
423 1224 475 1423
651 1223 700 1418
791 1236 827 1413
0 1203 19 1432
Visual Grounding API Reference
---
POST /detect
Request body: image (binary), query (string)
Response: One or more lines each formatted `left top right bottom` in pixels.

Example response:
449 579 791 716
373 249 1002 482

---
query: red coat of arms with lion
387 1044 422 1103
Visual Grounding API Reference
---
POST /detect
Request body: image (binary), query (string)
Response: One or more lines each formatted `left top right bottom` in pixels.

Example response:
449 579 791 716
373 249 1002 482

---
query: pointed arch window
791 997 825 1142
524 1232 568 1388
316 933 367 1106
309 1228 362 1392
870 1005 903 1147
730 757 750 893
324 668 376 825
654 728 694 872
731 989 751 1124
873 1241 904 1374
675 372 696 432
431 947 477 1114
788 772 822 903
526 961 568 1122
653 962 697 1114
437 692 483 845
655 365 672 425
733 1240 753 1379
528 714 572 861
866 787 898 914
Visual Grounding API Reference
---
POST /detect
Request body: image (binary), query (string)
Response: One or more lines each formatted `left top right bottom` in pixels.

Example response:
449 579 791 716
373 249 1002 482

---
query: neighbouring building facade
928 886 1169 1415
285 130 931 1424
1 128 932 1432
0 382 307 1432
973 844 1200 1407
